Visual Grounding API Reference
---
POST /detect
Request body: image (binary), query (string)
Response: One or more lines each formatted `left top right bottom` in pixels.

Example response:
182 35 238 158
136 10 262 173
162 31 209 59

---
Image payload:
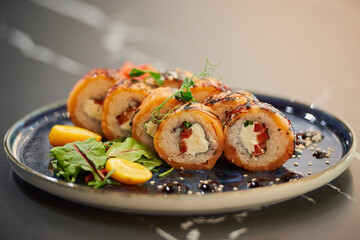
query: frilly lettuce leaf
106 137 162 171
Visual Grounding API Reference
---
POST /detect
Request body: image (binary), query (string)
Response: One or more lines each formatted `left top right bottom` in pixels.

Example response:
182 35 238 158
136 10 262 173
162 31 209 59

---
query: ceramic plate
4 94 356 215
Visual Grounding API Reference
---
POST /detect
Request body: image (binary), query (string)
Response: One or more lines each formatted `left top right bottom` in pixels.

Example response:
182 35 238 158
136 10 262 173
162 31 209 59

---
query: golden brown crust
190 77 231 102
203 90 257 123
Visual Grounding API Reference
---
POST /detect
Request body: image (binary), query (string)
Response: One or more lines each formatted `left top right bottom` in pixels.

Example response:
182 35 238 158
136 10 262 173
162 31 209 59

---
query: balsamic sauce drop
312 150 327 159
161 183 189 194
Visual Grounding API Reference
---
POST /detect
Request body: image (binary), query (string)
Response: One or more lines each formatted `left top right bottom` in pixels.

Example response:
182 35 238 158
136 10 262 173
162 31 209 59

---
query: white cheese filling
239 123 259 154
145 120 158 136
83 99 103 121
120 119 132 131
181 123 209 155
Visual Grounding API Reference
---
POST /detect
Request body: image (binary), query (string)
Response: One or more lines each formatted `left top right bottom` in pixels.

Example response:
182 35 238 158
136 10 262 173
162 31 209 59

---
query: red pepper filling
93 99 104 112
117 105 138 126
179 123 193 155
251 122 269 157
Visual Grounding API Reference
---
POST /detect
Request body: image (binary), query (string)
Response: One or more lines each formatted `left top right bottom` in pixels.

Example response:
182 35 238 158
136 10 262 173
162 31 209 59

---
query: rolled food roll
101 79 154 140
224 101 295 171
203 90 258 123
160 68 193 89
67 68 119 134
132 87 181 150
116 61 158 81
154 102 224 170
190 77 231 102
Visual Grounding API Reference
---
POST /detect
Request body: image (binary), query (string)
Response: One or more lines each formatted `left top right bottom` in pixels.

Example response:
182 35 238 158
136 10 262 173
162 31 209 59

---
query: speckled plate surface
4 94 356 215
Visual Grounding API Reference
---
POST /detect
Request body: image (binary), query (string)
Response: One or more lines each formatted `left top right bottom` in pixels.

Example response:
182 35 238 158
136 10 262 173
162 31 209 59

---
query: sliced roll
204 90 258 123
132 87 181 150
101 79 154 140
116 61 158 81
67 68 119 134
224 101 295 171
190 77 231 102
160 68 193 89
154 102 224 170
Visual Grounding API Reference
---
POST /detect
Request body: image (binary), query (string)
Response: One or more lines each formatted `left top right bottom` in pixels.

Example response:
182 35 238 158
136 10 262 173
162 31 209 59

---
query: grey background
1 0 360 239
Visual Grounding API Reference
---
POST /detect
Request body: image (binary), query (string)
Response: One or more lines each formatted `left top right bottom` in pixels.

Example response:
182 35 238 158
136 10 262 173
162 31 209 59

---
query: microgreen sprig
143 59 220 137
129 68 164 86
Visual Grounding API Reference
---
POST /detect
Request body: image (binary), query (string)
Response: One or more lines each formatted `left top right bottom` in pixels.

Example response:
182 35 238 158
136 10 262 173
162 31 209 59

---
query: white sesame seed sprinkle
308 163 312 166
326 161 330 164
294 162 299 166
308 172 312 175
157 185 163 190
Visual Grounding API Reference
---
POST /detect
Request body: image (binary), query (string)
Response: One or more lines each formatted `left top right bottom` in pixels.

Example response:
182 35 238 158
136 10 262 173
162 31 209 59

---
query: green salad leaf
49 138 110 188
49 137 163 188
106 137 162 171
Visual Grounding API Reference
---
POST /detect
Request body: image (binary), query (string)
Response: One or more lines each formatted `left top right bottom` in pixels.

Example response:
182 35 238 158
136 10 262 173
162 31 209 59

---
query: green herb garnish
244 120 254 127
129 68 164 86
159 167 174 178
144 59 220 137
183 121 193 130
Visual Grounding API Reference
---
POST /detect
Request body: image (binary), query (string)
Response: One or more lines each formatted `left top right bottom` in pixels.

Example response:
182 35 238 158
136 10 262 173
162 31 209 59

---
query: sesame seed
150 180 155 185
308 172 312 175
243 174 248 177
297 155 301 159
157 185 163 190
308 162 312 166
326 161 330 164
188 191 193 194
292 155 296 158
310 147 315 151
275 178 280 182
294 162 299 166
179 177 184 180
173 181 179 184
313 144 318 147
233 187 238 190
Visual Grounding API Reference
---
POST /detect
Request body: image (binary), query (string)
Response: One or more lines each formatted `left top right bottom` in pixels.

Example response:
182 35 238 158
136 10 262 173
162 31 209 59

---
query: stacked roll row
67 62 295 172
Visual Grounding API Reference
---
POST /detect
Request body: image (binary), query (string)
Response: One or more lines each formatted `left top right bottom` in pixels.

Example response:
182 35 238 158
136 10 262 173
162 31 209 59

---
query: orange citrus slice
49 125 102 146
105 158 152 184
